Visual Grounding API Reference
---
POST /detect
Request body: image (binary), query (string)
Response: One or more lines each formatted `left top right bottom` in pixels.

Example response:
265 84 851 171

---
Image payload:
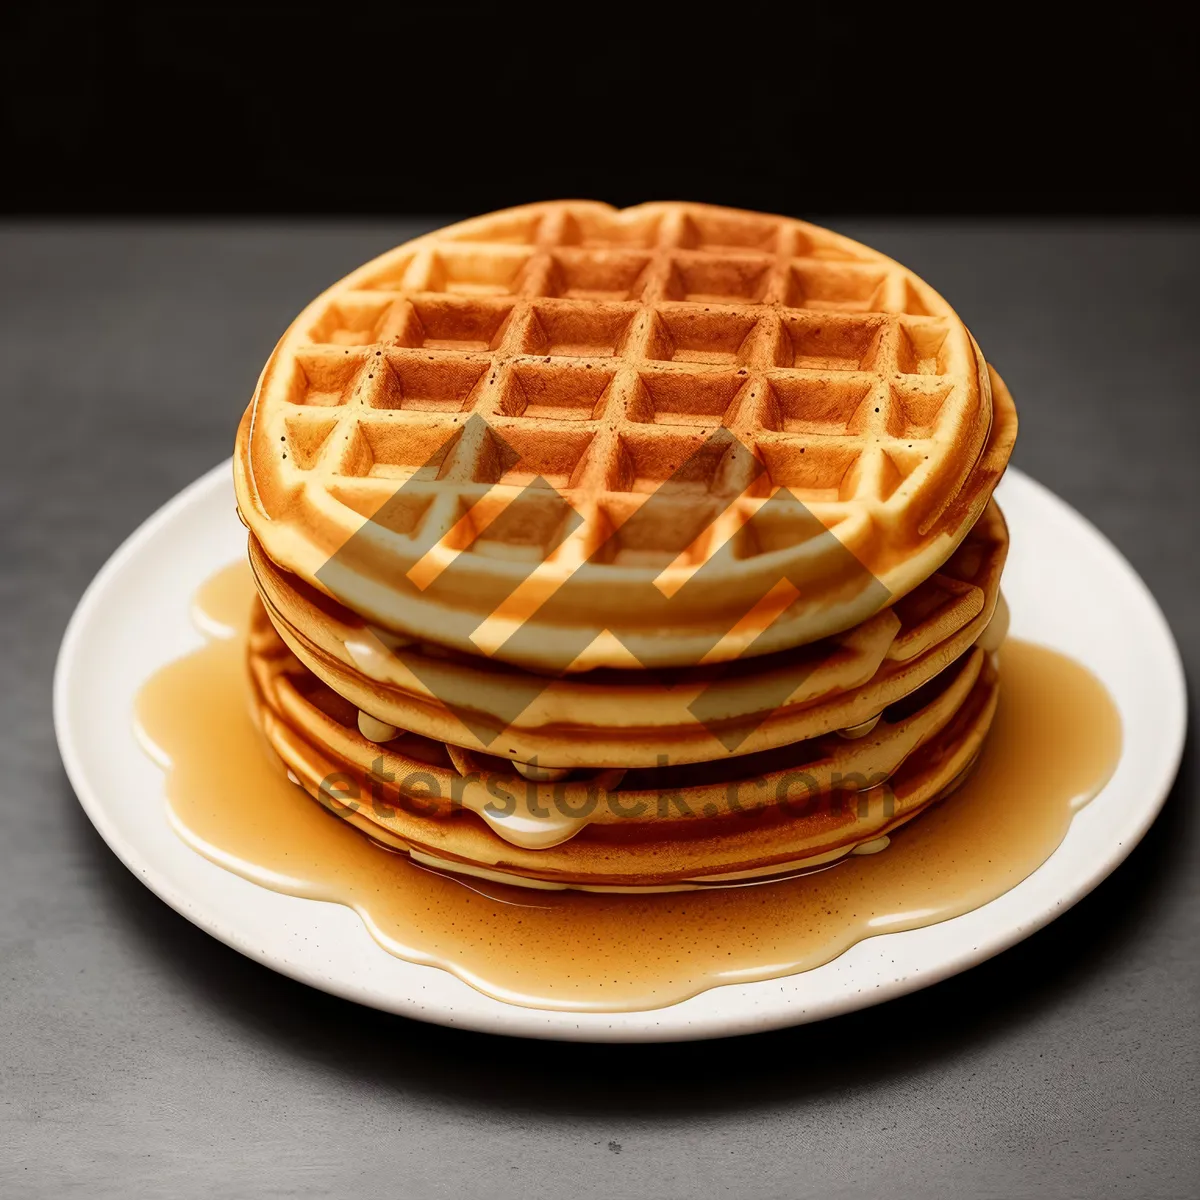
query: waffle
250 498 1007 769
247 598 999 889
235 201 1016 672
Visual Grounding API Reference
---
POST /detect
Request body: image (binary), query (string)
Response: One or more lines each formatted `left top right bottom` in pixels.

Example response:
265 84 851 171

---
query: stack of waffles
234 201 1017 890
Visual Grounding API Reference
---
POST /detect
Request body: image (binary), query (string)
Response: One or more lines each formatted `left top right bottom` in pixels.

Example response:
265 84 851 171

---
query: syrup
134 560 1122 1012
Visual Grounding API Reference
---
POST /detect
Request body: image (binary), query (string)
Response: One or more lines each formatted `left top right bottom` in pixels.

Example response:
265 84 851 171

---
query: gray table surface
2 219 1196 1200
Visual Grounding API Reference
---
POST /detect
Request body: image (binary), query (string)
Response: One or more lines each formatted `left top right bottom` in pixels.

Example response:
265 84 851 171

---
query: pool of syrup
134 561 1122 1013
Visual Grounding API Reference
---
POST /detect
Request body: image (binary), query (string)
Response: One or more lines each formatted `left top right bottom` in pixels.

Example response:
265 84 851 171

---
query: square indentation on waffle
876 447 927 501
364 356 488 413
328 485 440 545
784 263 890 312
661 253 773 303
494 362 615 421
776 312 887 371
281 412 341 468
610 430 744 497
754 440 862 503
628 370 748 426
329 420 463 482
556 210 663 248
542 251 653 300
283 350 368 406
592 494 722 569
675 209 783 254
391 298 516 351
761 375 877 435
421 246 532 296
886 379 954 437
519 302 637 357
452 489 580 563
733 497 844 556
306 296 396 346
895 318 952 375
486 425 596 491
643 308 762 365
327 483 438 537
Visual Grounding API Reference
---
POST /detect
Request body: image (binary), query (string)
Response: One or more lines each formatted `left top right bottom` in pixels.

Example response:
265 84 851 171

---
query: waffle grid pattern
256 203 988 581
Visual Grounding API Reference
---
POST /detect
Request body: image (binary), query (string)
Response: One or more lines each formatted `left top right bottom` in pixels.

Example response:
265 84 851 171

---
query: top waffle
235 202 1016 671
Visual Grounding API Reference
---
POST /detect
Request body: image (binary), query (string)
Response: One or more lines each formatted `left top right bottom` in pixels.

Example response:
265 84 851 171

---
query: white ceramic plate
54 463 1186 1042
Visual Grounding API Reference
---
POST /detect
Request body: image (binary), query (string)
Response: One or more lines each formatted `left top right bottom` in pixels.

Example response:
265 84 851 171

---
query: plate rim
54 460 1188 1042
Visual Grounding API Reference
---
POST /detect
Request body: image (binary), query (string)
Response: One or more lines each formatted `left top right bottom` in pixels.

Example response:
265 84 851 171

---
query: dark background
4 217 1199 1199
5 7 1196 217
4 9 1199 1198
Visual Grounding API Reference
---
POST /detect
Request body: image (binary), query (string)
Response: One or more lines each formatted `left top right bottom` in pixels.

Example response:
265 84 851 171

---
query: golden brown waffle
247 599 998 889
250 499 1007 768
236 202 1016 671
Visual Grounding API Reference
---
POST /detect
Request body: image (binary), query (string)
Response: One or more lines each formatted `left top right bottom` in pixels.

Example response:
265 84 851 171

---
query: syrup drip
134 561 1122 1013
